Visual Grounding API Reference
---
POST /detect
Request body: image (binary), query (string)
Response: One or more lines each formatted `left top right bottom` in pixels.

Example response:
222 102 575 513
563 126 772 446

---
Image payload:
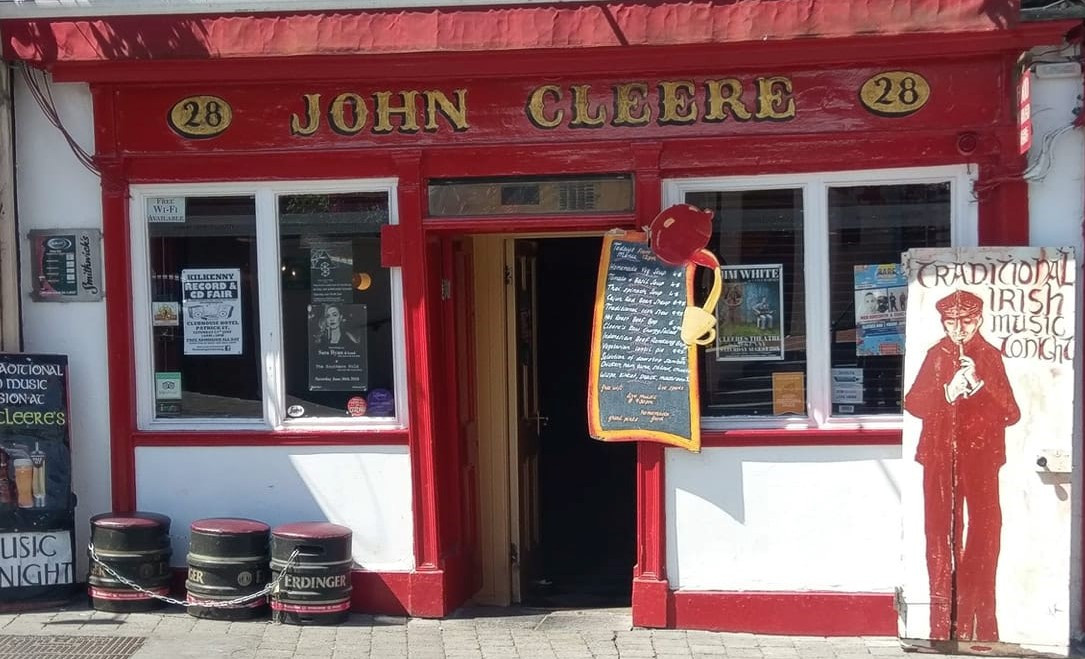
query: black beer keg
270 522 352 625
186 518 271 620
87 512 172 613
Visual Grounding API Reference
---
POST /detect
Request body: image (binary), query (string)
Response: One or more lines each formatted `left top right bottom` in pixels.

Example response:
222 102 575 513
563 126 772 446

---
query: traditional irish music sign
900 246 1076 654
587 232 700 451
0 353 76 608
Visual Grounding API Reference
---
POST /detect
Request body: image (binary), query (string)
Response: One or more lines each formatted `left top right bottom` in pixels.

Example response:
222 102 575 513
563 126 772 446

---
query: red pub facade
1 0 1082 649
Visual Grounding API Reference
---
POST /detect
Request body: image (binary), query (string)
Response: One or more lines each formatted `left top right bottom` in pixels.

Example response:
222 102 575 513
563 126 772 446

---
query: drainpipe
0 62 21 352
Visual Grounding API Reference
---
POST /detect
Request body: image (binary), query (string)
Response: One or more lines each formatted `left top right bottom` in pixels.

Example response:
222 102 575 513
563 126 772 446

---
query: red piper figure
903 289 1020 642
647 204 721 346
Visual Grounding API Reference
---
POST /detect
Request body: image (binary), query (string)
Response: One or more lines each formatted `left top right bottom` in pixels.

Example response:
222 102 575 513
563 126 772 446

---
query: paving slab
0 600 989 658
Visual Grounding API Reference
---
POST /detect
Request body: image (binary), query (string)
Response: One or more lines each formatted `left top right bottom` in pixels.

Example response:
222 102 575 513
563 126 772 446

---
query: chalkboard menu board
588 232 700 451
0 354 76 608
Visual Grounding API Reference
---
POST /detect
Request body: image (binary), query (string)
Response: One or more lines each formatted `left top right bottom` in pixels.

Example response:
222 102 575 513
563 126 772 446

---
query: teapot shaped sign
586 205 722 452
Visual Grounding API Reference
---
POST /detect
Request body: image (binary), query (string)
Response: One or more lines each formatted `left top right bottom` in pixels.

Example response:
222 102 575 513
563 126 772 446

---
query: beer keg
186 518 270 620
87 512 172 613
270 522 352 625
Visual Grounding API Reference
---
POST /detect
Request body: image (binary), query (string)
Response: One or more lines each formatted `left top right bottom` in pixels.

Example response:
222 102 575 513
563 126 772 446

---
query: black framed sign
0 354 76 608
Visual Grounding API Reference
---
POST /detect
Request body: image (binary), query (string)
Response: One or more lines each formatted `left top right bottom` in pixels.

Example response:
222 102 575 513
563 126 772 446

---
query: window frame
130 179 408 432
663 165 977 431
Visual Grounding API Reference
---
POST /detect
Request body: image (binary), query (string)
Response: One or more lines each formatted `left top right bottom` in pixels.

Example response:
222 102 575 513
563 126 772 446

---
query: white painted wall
135 446 414 571
1027 51 1084 641
667 444 903 592
14 76 108 579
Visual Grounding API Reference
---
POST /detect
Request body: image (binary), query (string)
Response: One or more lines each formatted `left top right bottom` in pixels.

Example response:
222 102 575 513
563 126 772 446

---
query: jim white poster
716 264 785 361
181 268 243 356
900 247 1075 655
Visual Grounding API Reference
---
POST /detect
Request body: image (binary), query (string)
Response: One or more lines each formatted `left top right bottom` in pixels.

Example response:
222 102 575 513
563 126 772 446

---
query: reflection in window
428 175 633 216
149 196 262 419
279 193 396 419
828 183 951 415
687 189 806 417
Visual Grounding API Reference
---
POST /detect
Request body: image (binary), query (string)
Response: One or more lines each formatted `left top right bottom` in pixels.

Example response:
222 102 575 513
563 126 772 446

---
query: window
667 167 973 428
132 181 406 430
427 175 633 216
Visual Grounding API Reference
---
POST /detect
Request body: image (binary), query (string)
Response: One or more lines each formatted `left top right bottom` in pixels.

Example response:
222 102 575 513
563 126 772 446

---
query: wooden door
508 239 542 603
451 238 482 595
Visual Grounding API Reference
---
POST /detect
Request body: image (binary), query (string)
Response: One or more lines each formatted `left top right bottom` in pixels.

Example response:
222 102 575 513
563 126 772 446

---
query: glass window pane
148 196 262 419
278 192 396 420
428 175 633 216
828 183 951 415
687 189 806 417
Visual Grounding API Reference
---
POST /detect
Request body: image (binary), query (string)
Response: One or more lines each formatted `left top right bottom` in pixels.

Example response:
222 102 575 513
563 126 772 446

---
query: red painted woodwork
97 62 1006 155
94 83 138 513
632 576 671 629
59 1 1057 628
631 145 669 627
1 1 1021 65
131 430 408 447
396 152 443 579
37 26 1071 87
380 224 403 268
672 591 897 636
702 428 902 447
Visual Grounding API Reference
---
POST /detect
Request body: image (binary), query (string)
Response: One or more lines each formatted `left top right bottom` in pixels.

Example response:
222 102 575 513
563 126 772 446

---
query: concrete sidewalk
0 602 948 659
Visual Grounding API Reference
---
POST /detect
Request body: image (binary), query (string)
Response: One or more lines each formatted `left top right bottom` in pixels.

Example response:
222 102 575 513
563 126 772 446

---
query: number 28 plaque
859 71 931 118
168 95 233 139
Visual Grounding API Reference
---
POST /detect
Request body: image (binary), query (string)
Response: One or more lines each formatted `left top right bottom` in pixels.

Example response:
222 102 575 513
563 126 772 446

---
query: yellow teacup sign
646 204 722 346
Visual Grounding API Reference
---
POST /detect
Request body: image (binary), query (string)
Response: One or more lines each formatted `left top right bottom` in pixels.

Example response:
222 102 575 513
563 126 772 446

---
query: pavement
0 601 960 659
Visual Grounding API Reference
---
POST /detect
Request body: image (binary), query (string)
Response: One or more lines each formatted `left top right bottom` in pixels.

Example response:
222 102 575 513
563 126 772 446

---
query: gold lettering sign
525 77 797 130
859 71 930 117
290 89 469 136
168 96 233 139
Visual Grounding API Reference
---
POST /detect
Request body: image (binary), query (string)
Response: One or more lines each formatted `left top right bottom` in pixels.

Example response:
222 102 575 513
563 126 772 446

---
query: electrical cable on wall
1024 121 1077 182
19 63 99 177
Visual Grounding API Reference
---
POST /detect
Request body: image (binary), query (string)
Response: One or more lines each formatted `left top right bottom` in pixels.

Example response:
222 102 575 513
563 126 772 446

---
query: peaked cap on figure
935 290 983 319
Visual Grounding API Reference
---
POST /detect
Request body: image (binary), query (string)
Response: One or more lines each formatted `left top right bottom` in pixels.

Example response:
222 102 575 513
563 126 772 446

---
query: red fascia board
2 0 1028 65
43 24 1075 84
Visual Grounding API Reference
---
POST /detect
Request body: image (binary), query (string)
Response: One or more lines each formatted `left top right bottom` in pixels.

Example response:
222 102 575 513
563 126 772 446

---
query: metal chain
87 544 301 609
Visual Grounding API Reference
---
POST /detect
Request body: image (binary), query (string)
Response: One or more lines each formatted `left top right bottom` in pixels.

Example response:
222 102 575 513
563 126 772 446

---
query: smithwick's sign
29 229 104 303
167 71 931 139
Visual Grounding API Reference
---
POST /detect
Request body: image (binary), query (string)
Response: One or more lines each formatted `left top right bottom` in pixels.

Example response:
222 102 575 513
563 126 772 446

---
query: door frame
449 230 612 606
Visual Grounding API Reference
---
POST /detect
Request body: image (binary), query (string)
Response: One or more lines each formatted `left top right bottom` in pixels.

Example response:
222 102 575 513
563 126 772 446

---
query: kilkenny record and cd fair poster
716 264 785 361
180 268 243 356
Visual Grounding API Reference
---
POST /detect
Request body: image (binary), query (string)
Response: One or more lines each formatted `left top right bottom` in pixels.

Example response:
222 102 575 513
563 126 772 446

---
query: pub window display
684 175 957 422
828 183 951 415
148 196 262 420
279 193 396 419
688 188 806 417
139 186 401 427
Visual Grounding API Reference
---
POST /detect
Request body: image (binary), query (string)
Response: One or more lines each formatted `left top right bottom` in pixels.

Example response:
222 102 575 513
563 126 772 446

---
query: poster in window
715 264 785 361
181 268 243 356
308 303 367 391
854 263 907 356
309 240 353 305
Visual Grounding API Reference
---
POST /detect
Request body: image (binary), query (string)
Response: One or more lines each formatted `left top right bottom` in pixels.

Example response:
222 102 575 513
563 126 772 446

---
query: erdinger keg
186 518 270 620
270 522 352 625
88 512 172 612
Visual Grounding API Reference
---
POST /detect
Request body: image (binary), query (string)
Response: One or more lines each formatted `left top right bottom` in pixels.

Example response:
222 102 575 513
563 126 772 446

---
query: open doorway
470 234 636 609
521 236 637 608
